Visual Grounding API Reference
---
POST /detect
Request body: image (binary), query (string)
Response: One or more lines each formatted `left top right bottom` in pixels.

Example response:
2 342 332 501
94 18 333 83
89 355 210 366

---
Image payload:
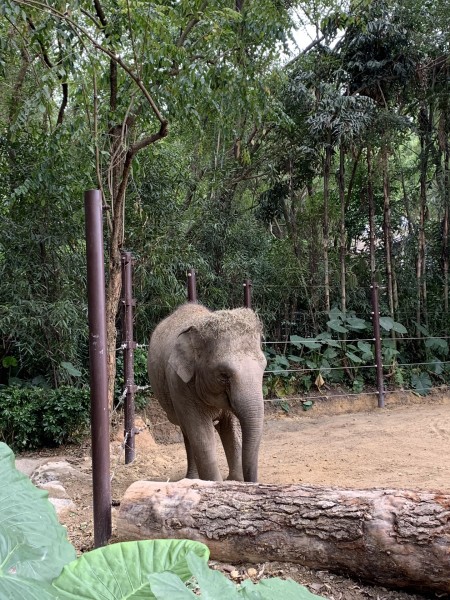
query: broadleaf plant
149 551 326 600
52 539 210 599
0 442 76 596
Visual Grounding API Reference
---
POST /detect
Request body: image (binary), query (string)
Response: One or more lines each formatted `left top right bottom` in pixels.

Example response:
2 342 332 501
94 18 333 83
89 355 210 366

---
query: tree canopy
0 0 449 409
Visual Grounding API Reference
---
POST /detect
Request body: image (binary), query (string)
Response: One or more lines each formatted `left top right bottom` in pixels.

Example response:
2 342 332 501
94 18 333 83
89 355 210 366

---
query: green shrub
0 385 90 450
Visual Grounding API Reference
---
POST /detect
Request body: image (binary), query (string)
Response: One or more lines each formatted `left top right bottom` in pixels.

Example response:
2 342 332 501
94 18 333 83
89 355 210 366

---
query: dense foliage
0 0 449 442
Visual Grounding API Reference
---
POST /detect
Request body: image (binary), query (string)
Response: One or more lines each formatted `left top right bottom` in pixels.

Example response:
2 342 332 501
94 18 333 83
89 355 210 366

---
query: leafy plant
410 371 432 396
52 540 210 600
148 551 325 599
0 386 90 450
0 442 76 597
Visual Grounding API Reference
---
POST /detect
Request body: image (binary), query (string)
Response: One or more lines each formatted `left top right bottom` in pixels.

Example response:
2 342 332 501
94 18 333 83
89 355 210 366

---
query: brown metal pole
243 279 252 309
84 189 111 547
187 268 197 302
371 283 385 408
121 252 136 464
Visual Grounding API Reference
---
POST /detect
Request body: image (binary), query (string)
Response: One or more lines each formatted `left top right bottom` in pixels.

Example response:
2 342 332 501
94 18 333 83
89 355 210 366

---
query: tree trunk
381 145 395 319
117 480 450 595
323 140 332 313
367 145 376 279
444 141 449 314
416 103 431 331
338 146 346 314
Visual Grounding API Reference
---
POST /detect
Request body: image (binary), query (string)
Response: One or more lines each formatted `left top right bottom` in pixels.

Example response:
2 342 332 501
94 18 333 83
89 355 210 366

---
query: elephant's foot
186 469 199 479
226 472 244 482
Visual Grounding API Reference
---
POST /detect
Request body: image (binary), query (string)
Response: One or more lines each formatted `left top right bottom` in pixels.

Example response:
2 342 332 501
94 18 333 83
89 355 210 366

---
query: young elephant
147 303 267 482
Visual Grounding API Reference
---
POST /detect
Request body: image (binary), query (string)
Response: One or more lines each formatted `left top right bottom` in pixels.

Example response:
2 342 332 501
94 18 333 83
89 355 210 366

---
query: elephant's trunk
230 363 265 482
239 402 264 482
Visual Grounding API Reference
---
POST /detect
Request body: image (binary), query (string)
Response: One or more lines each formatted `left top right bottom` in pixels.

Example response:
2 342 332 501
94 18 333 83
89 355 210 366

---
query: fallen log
117 479 450 594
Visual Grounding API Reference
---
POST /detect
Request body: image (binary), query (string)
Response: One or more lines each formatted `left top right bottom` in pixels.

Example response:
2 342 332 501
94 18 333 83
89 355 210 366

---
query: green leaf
411 372 432 396
425 338 449 356
287 355 302 363
149 572 197 600
345 317 367 330
52 540 210 599
323 347 338 360
357 341 373 355
391 321 407 334
186 552 240 599
379 316 394 331
346 351 363 364
326 320 348 333
0 443 76 584
328 307 344 320
290 336 321 350
413 322 429 336
240 577 326 599
2 356 17 368
0 526 59 598
60 362 82 377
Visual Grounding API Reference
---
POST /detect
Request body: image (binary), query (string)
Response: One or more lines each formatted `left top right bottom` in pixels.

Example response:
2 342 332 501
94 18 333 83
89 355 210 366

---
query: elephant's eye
218 372 229 383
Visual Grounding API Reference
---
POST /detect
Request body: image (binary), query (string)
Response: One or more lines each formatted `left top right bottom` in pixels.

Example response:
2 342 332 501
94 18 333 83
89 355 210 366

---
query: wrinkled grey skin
147 303 267 482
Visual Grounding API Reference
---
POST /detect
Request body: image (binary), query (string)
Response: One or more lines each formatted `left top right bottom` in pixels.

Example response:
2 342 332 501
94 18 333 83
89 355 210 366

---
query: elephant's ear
168 328 196 383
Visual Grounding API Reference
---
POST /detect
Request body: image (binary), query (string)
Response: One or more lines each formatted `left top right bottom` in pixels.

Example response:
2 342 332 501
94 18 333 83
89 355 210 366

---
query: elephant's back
149 303 210 356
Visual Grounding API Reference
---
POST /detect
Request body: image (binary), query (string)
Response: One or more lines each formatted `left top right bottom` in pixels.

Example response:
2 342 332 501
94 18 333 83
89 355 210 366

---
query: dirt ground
20 389 450 600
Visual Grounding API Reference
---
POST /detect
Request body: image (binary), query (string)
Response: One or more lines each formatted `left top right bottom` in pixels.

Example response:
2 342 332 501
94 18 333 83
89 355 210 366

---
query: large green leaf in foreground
0 442 76 598
52 539 210 599
149 552 327 600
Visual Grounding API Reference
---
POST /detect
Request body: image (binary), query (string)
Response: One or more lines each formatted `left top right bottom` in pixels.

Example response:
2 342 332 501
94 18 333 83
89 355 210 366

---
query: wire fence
117 268 450 464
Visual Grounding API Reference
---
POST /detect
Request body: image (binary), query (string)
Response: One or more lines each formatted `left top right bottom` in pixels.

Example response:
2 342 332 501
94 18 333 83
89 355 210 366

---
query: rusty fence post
84 189 111 547
243 279 252 309
121 251 136 464
371 282 385 408
187 268 197 302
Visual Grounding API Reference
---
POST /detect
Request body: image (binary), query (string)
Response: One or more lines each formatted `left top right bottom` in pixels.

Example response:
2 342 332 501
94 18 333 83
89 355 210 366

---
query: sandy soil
21 390 450 600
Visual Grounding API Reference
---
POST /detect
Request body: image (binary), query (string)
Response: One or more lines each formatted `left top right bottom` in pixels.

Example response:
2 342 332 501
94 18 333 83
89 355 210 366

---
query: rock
31 461 78 485
49 497 77 517
15 457 61 477
230 570 240 579
39 481 69 499
247 568 257 578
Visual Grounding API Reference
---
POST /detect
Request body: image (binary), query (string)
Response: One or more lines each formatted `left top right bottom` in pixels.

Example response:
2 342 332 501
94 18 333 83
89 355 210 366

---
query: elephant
147 303 267 482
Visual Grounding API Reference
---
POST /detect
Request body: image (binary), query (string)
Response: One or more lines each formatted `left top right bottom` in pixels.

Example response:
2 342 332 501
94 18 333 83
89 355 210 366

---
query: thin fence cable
264 360 450 375
263 385 449 403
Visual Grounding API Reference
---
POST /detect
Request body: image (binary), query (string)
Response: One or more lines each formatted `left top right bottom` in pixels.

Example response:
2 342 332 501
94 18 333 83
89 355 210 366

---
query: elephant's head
168 308 266 482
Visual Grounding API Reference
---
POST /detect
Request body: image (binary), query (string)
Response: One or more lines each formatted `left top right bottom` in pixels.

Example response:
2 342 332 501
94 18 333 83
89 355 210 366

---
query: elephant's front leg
215 413 243 481
181 414 222 481
182 432 199 479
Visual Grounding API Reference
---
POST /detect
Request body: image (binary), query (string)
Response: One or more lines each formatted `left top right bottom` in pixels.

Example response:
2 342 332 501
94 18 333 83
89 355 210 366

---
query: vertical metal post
243 279 252 309
84 189 111 547
121 251 136 464
371 283 385 408
187 268 197 302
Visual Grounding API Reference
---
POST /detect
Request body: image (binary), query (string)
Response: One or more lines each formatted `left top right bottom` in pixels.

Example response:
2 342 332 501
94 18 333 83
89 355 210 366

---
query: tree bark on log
117 480 450 595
